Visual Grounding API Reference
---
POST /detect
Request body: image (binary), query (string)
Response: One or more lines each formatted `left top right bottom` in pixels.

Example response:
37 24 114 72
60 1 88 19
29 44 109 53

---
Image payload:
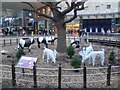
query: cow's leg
17 44 20 49
92 57 95 66
28 45 32 52
46 56 50 63
38 42 41 48
28 47 31 52
42 54 45 64
52 58 56 63
101 55 104 66
51 40 54 45
45 43 48 48
37 38 41 48
37 41 41 48
89 57 92 64
18 43 24 50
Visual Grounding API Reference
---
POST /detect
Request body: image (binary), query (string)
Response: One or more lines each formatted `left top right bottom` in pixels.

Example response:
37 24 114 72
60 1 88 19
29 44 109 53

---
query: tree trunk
56 24 66 53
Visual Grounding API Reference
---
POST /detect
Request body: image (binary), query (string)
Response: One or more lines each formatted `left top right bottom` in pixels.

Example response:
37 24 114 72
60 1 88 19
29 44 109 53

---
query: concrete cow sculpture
70 39 80 48
42 47 57 64
79 47 105 66
37 36 57 48
18 38 35 51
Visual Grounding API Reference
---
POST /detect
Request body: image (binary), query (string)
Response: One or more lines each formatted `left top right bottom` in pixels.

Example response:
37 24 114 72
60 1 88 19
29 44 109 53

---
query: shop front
66 17 80 36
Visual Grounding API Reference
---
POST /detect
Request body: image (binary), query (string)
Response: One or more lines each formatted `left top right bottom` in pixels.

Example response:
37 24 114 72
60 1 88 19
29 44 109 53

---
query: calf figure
42 47 57 63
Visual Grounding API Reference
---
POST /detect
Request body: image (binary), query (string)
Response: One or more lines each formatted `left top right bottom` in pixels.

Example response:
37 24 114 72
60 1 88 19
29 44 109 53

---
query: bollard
3 39 6 46
31 31 34 37
109 39 110 47
10 39 12 45
58 63 61 89
116 40 117 48
16 38 18 44
107 64 111 86
12 61 16 87
22 68 25 76
33 62 37 88
83 63 87 88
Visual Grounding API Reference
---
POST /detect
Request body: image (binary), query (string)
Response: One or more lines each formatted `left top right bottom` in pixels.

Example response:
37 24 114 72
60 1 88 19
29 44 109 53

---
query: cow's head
79 47 87 63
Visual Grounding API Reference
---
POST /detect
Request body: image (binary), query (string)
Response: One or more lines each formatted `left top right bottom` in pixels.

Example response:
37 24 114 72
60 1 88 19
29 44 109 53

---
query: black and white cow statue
18 38 35 51
71 39 80 48
37 36 57 48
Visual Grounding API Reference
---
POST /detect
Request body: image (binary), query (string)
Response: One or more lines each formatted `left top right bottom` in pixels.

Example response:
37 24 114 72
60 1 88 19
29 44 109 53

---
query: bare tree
22 0 87 53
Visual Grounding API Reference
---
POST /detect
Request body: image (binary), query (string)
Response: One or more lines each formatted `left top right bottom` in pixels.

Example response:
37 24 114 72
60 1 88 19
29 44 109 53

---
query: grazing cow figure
18 38 35 51
37 36 57 48
48 37 57 44
71 39 80 48
42 47 57 63
79 48 105 66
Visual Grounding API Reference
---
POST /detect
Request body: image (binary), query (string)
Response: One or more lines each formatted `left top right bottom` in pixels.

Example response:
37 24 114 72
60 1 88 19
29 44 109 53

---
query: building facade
76 0 120 33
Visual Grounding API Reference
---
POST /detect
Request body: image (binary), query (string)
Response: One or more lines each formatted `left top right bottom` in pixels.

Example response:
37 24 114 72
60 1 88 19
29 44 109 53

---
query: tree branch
22 9 35 12
55 2 61 6
37 12 56 22
23 9 56 22
41 2 51 7
61 2 75 15
63 1 86 24
41 2 61 13
65 2 70 7
63 10 77 25
75 2 85 11
21 2 35 10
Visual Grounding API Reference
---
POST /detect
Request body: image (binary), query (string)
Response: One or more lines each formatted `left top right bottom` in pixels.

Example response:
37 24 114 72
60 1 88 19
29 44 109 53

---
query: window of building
95 6 99 10
42 8 45 14
47 7 51 15
107 4 111 9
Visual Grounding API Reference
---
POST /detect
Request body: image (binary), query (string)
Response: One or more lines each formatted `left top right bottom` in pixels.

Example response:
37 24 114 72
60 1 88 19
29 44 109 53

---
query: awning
115 24 120 26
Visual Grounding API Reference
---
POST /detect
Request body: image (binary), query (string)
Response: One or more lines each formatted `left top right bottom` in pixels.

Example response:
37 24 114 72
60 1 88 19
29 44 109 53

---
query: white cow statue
79 48 105 66
79 44 94 63
42 47 57 63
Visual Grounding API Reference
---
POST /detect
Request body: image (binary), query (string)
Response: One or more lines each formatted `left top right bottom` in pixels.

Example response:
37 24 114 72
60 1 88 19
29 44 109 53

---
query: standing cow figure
79 44 94 63
18 38 35 52
79 47 105 66
37 36 57 48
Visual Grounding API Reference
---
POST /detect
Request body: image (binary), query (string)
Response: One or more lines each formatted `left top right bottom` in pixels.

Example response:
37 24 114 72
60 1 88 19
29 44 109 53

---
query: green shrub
70 55 82 68
108 51 115 64
16 49 25 60
66 45 75 59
